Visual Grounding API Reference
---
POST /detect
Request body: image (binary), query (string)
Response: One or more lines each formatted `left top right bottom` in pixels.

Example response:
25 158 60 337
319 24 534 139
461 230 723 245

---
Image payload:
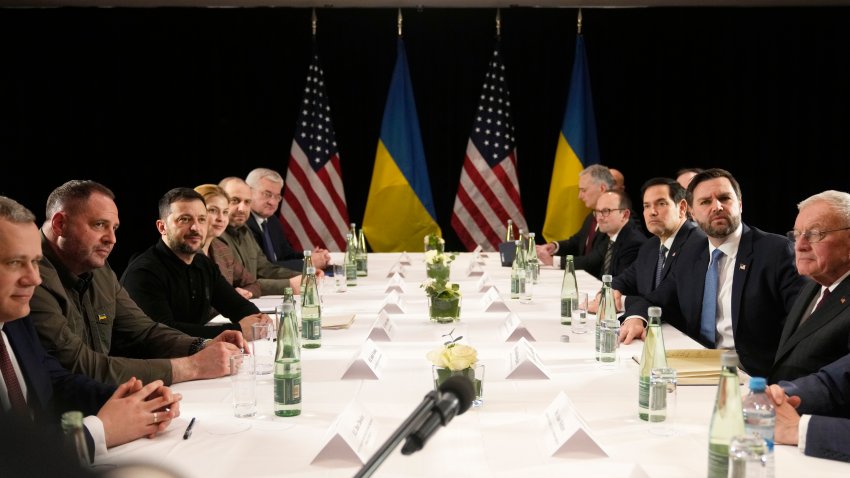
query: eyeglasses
260 190 283 202
593 208 626 218
786 227 850 243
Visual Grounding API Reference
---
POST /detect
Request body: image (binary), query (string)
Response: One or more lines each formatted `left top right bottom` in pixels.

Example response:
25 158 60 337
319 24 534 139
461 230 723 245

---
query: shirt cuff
798 414 811 453
622 315 647 325
83 415 108 459
555 256 563 269
551 242 559 254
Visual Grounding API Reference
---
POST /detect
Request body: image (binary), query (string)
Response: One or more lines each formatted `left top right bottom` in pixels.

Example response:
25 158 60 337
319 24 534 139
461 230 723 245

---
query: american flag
451 45 527 252
281 43 350 252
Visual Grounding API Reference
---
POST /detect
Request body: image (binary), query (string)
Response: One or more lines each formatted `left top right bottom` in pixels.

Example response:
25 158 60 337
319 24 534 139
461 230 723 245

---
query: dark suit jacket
615 220 705 318
247 214 304 272
4 317 113 424
554 213 604 258
575 221 647 280
644 224 805 378
770 278 850 383
779 352 850 462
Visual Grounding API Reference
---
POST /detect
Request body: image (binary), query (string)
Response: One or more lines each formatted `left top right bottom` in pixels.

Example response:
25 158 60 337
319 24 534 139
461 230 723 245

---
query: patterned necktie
0 333 28 416
585 217 598 255
602 240 615 276
654 245 668 289
261 221 277 262
699 248 724 346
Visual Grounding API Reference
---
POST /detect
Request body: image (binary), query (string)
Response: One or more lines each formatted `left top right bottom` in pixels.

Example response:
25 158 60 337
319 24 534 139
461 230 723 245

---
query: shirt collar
708 223 743 258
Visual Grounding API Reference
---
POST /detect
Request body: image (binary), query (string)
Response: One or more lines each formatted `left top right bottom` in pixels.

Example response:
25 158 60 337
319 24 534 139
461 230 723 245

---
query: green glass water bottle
638 306 668 420
274 302 301 417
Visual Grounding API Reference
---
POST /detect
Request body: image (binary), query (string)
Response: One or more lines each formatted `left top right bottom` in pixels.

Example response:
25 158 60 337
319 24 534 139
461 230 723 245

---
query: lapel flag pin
841 297 846 304
739 264 747 270
98 314 108 321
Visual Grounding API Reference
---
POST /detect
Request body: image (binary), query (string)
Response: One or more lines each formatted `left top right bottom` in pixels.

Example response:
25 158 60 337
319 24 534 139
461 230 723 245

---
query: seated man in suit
219 177 302 295
590 178 704 324
578 190 646 280
537 164 614 268
121 188 273 340
768 351 850 462
245 167 331 272
770 190 850 383
619 168 805 378
30 180 245 386
0 195 180 464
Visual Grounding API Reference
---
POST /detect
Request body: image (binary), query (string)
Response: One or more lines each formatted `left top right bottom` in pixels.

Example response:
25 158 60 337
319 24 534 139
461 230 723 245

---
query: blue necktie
261 221 277 262
700 248 723 346
654 245 668 289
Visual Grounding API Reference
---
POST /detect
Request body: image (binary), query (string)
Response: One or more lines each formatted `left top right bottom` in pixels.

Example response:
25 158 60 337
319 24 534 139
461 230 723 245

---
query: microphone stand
353 390 438 478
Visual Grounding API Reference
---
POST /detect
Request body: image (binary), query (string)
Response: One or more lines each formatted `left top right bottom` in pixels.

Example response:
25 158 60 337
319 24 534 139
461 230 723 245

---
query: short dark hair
45 180 115 220
641 177 687 204
687 168 742 204
158 188 206 220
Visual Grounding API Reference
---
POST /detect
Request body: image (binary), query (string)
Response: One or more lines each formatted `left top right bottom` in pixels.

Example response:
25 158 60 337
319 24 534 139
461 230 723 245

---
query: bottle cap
61 411 84 430
602 274 613 282
566 254 574 261
647 306 662 317
721 350 739 367
304 250 312 256
748 377 767 391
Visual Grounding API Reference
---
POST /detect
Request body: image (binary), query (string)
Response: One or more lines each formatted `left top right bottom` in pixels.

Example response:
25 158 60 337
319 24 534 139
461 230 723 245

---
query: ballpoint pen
183 417 196 440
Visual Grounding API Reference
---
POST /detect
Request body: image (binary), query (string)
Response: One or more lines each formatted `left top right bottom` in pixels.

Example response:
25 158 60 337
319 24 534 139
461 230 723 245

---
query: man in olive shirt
29 180 245 386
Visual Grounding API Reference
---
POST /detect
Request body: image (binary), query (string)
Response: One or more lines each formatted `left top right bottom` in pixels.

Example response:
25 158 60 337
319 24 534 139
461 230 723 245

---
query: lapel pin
739 264 747 270
841 297 846 304
97 314 108 321
671 252 677 257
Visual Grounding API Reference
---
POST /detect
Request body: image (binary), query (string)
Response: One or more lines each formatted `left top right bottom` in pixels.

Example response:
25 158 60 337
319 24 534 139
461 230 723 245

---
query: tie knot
659 245 668 255
710 248 723 263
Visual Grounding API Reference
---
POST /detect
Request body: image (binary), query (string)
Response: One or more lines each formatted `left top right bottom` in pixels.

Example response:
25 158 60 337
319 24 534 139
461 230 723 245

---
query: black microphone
400 375 475 455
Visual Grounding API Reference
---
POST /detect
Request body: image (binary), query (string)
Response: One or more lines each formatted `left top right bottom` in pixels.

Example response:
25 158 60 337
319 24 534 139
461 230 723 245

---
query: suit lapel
663 222 694 281
778 279 850 356
730 226 753 335
685 239 710 338
775 281 821 358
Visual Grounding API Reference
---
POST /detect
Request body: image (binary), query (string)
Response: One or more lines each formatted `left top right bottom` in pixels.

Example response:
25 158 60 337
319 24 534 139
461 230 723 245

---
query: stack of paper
632 349 744 385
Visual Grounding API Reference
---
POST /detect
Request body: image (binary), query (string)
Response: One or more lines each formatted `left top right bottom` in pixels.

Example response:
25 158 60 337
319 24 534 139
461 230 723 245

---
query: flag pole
577 8 582 35
397 9 403 37
311 8 317 37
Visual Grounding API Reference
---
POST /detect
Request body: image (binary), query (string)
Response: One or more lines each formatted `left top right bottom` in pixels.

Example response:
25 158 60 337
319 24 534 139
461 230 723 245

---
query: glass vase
432 364 485 407
428 294 461 323
426 263 451 283
424 235 445 253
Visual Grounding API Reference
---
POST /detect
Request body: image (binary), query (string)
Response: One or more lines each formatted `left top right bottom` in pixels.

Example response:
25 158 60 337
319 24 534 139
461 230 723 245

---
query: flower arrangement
426 329 478 371
423 249 455 267
424 233 445 253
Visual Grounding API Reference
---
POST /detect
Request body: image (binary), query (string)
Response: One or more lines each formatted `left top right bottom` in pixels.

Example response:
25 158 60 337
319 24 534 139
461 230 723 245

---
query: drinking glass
230 354 256 418
333 264 347 292
598 319 620 369
571 292 589 334
519 268 533 303
648 367 678 435
251 323 274 375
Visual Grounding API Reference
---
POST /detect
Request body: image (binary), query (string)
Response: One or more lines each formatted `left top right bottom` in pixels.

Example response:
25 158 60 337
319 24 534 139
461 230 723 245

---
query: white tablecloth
99 253 849 477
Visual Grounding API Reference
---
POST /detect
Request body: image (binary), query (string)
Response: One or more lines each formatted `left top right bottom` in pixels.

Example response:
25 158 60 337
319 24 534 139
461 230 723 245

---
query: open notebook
631 349 745 385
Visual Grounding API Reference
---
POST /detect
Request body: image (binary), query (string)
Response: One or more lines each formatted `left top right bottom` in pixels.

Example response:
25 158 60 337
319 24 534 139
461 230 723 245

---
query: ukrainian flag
542 34 600 244
363 38 441 252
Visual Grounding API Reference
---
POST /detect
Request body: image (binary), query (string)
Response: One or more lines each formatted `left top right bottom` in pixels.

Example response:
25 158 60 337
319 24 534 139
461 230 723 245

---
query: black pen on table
183 417 196 440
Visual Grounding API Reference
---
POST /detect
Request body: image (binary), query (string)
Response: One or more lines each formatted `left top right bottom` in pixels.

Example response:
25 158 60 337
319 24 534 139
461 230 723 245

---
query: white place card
384 272 407 294
367 311 397 342
542 392 607 458
398 251 412 265
499 312 536 342
476 273 495 292
341 339 384 380
479 287 510 312
465 259 484 277
378 290 407 314
506 337 550 379
385 262 406 278
472 244 488 260
311 401 377 465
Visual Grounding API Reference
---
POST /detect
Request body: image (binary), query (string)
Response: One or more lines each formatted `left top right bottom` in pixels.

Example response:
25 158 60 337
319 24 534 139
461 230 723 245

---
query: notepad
322 314 356 329
631 349 743 385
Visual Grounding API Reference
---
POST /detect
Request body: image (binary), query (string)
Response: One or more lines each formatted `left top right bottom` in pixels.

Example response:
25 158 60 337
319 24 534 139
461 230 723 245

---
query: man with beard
30 180 245 385
619 169 805 378
121 188 271 339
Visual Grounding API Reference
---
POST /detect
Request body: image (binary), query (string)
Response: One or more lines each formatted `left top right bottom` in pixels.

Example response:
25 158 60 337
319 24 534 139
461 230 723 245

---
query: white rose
445 344 477 371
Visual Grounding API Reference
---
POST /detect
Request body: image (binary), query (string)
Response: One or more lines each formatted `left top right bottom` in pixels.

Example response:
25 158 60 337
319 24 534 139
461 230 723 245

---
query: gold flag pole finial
397 9 403 37
311 8 317 37
577 8 583 35
496 9 501 38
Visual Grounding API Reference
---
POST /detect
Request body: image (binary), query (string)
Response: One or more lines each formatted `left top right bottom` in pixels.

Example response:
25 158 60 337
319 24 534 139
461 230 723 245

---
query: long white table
99 253 849 477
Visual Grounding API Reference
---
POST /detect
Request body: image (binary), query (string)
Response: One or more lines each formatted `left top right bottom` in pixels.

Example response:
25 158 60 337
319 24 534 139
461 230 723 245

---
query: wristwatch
189 337 213 355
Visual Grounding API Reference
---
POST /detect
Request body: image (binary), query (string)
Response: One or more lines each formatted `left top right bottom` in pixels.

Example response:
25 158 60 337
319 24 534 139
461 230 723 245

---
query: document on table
631 349 744 385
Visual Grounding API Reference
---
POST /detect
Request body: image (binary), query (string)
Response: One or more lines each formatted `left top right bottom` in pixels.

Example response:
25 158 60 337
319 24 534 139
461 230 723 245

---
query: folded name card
472 244 489 260
398 252 412 265
385 262 406 278
367 311 397 342
465 259 484 277
341 339 384 380
542 392 607 458
506 337 550 379
312 401 376 465
479 287 510 312
378 290 406 314
499 312 536 342
384 272 407 294
476 273 495 292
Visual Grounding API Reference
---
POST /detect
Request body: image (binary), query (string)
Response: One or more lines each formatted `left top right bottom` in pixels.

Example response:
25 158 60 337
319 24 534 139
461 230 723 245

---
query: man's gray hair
0 196 36 224
245 168 284 189
798 190 850 222
579 164 615 190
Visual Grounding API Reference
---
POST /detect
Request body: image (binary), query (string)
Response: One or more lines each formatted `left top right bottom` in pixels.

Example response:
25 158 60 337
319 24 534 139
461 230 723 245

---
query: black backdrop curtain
1 7 848 275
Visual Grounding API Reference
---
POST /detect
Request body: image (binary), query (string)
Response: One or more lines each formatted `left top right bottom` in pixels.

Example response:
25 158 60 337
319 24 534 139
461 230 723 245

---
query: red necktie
0 333 28 416
814 288 831 312
585 217 597 255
